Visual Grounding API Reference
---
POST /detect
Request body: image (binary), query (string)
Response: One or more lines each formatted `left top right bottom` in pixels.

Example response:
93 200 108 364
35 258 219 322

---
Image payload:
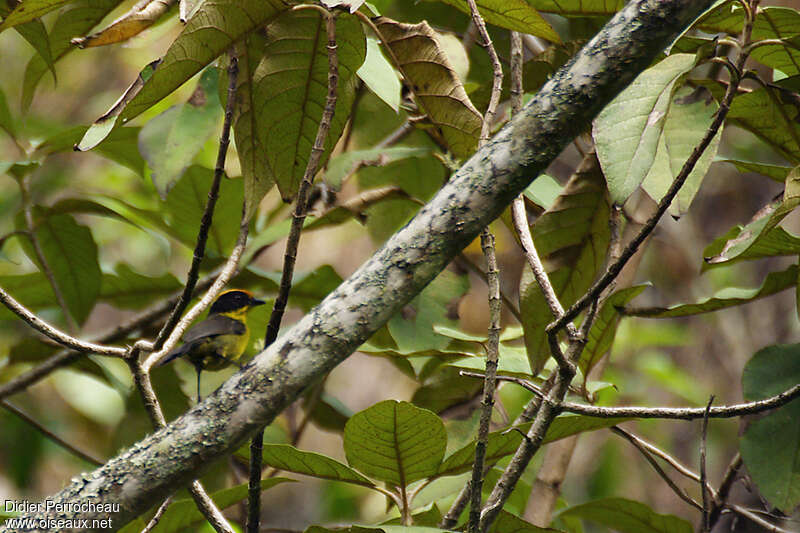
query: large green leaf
718 158 791 183
344 400 446 487
528 0 624 16
253 9 365 200
34 125 146 176
726 86 800 163
580 284 649 378
0 86 17 142
593 54 697 204
100 263 181 309
740 344 800 513
437 415 629 477
387 270 469 354
21 0 120 111
375 17 482 160
0 272 56 322
556 498 692 533
163 165 244 255
358 36 401 112
0 0 71 32
228 31 274 220
0 0 53 78
625 265 798 318
119 0 289 122
433 0 559 43
640 85 722 216
21 213 101 325
704 166 800 267
520 154 610 375
489 510 562 533
139 67 222 196
255 443 376 487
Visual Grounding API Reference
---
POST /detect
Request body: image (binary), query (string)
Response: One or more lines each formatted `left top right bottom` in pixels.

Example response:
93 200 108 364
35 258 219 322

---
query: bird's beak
251 297 266 307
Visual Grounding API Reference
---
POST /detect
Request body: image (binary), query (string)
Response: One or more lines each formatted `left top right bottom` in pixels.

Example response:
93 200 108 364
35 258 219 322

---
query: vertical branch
152 52 239 352
19 176 79 333
700 396 714 532
247 10 339 533
462 2 503 532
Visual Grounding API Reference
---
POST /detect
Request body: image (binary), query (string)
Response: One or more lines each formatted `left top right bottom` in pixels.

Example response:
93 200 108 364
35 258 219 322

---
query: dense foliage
0 0 798 532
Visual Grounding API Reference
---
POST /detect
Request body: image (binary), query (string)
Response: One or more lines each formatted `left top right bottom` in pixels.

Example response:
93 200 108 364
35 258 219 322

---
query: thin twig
708 453 742 529
610 426 700 484
612 427 702 511
727 504 793 533
247 12 340 533
548 7 757 335
190 480 235 533
152 53 239 352
701 396 714 532
19 176 78 333
473 373 800 420
0 286 127 357
462 3 503 530
455 254 521 322
141 497 173 533
468 230 502 533
1 400 103 466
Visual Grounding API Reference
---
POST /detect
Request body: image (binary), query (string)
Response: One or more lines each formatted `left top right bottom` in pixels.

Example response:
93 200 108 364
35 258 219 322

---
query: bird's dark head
208 289 266 316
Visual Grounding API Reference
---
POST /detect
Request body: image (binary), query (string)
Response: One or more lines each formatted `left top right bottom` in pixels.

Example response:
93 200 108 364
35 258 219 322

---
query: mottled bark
5 1 713 531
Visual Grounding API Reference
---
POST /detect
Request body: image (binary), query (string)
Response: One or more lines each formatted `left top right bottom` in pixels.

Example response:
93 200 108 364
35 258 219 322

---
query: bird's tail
156 342 194 367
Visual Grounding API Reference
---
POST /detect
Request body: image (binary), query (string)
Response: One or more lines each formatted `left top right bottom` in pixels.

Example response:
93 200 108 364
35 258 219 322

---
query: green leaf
21 0 120 111
253 9 366 200
640 86 722 216
433 0 560 43
740 344 800 512
77 60 160 151
0 85 18 141
344 400 447 487
0 0 71 32
227 31 274 221
359 36 401 112
23 213 101 325
100 264 181 309
528 0 624 16
375 17 482 159
523 174 563 210
593 54 698 204
489 510 563 533
139 67 222 197
324 147 430 190
32 125 147 176
625 265 798 318
119 0 289 123
726 86 800 163
438 415 629 477
388 270 469 353
0 0 53 79
0 272 56 322
411 367 483 414
556 498 692 533
255 444 376 487
163 165 244 255
704 167 800 266
133 478 292 533
289 264 343 312
580 284 649 378
520 154 610 374
718 158 791 183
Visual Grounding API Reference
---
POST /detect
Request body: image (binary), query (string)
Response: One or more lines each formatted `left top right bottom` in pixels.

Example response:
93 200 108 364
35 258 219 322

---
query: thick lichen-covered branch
5 1 713 530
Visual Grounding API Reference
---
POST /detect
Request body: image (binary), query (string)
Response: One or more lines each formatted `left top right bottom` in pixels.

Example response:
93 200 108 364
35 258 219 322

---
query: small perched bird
158 289 265 401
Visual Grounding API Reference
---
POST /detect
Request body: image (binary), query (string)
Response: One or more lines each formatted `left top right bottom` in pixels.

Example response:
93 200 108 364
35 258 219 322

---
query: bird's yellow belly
188 331 250 371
